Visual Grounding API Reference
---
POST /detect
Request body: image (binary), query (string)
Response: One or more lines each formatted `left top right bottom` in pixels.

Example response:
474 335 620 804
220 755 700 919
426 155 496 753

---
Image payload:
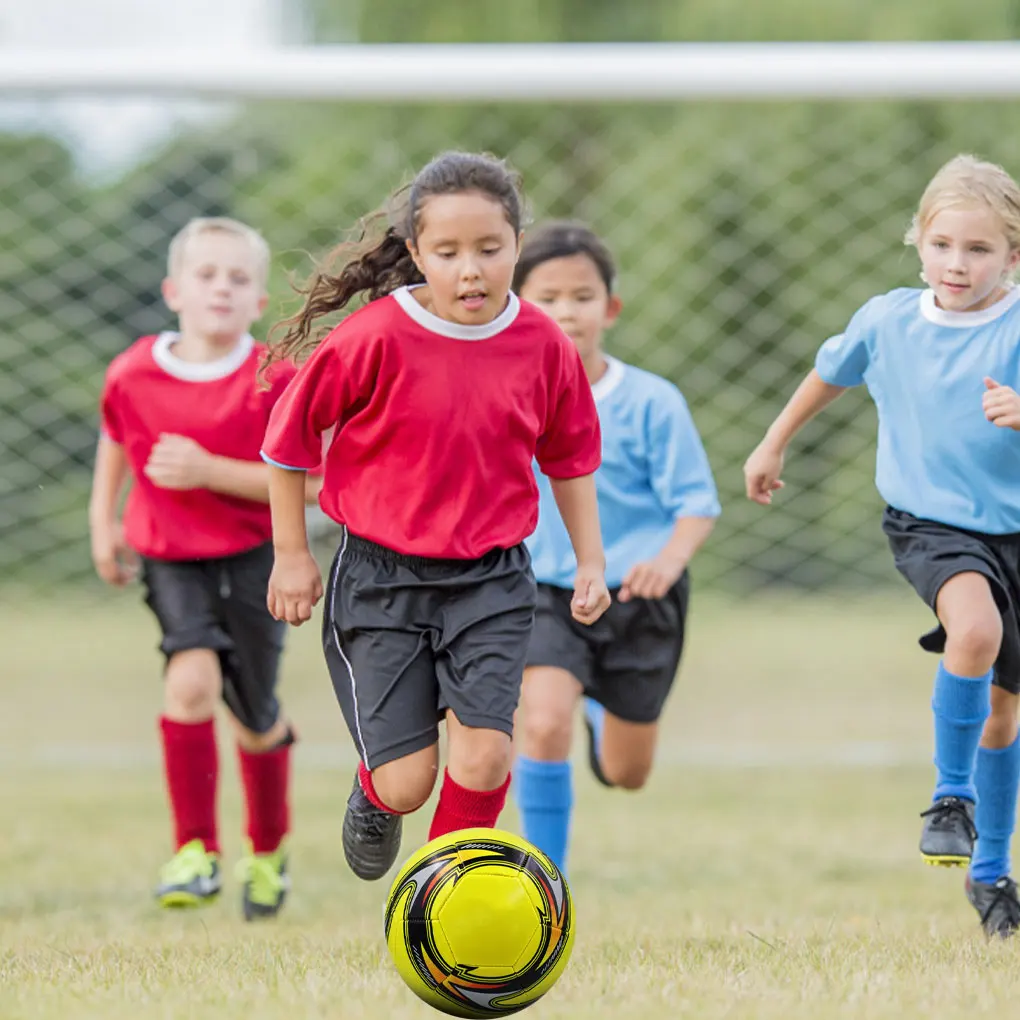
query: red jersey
100 332 297 561
261 287 601 559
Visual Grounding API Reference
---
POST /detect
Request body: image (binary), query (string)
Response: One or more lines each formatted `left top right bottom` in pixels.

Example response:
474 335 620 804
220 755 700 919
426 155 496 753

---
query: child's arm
88 435 138 586
144 434 321 505
549 474 611 625
265 465 323 626
744 369 847 505
619 515 716 603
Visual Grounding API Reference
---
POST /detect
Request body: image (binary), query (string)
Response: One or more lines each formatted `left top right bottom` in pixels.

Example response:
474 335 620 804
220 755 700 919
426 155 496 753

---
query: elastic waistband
343 529 520 571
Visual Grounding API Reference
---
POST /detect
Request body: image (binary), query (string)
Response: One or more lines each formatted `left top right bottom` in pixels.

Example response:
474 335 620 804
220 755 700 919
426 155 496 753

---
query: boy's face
518 253 621 362
162 232 267 343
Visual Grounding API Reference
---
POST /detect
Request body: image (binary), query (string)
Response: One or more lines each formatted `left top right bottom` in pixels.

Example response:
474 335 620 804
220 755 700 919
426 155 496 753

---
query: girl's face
407 191 520 326
920 204 1020 313
517 253 621 362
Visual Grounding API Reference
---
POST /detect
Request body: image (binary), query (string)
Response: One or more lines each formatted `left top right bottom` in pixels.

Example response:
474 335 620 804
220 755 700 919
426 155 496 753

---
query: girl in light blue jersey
512 222 720 875
745 154 1020 938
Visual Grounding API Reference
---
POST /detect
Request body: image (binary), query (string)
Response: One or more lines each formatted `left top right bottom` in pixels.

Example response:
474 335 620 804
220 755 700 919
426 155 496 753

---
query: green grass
3 593 1020 1019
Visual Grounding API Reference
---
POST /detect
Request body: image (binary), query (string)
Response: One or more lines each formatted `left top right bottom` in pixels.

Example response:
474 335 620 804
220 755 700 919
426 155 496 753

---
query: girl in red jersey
260 150 611 882
89 217 318 919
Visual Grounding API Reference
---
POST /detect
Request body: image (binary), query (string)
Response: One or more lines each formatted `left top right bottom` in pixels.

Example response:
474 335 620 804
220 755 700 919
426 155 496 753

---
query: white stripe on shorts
330 527 370 766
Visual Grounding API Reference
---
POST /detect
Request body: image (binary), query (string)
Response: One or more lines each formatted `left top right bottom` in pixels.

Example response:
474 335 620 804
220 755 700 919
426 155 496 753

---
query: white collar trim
392 285 520 339
591 355 625 402
151 332 254 381
919 286 1020 328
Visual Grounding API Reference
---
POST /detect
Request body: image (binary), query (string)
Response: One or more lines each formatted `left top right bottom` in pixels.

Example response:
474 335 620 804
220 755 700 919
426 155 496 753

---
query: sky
0 0 293 175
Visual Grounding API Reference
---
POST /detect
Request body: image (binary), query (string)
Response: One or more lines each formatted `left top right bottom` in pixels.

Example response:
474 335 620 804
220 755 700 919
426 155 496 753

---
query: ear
256 291 270 317
514 230 524 264
1008 247 1020 275
605 293 623 326
406 238 426 276
161 277 180 313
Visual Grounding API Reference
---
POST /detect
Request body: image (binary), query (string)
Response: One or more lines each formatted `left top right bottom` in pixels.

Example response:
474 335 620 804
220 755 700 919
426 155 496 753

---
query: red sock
159 716 219 855
358 759 410 814
238 742 291 854
428 768 511 841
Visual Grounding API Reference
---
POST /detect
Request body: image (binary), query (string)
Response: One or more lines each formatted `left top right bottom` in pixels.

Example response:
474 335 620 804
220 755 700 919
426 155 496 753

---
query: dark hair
513 220 616 294
264 151 525 373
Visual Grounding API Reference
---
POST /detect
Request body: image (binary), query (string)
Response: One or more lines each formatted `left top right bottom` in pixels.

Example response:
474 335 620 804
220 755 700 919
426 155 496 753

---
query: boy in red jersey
89 217 317 919
260 151 611 883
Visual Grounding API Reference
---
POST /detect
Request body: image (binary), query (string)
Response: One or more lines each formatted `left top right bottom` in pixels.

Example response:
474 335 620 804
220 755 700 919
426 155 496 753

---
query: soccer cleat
342 772 403 881
919 796 976 866
155 839 222 908
582 701 613 788
966 873 1020 938
235 841 290 921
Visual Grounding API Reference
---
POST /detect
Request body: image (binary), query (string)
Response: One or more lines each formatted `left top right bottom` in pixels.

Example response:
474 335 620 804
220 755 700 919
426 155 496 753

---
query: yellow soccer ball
383 827 574 1017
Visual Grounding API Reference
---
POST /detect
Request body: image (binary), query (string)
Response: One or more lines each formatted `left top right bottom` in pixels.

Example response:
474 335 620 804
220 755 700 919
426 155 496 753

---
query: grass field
4 591 1020 1020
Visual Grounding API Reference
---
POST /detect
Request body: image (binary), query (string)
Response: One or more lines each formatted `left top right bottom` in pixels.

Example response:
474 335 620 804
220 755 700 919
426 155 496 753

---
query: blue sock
931 662 992 802
583 697 606 764
971 736 1020 884
513 757 573 875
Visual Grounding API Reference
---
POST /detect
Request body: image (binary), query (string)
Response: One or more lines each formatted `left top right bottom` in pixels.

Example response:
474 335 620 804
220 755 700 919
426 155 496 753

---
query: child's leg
431 712 513 841
513 666 581 874
971 686 1020 883
586 703 659 790
161 648 223 856
920 573 999 865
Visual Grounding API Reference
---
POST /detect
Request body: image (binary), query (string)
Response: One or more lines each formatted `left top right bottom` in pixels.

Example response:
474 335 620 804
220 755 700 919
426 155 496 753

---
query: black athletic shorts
883 506 1020 694
524 574 689 724
140 542 285 732
322 528 538 770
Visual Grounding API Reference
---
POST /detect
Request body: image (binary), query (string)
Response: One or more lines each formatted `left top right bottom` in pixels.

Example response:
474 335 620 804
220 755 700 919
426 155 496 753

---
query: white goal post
1 42 1020 100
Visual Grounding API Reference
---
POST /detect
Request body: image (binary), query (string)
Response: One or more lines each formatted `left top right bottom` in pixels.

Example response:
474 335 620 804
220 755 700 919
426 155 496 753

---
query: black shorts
140 542 286 732
524 575 689 724
883 506 1020 694
322 528 538 770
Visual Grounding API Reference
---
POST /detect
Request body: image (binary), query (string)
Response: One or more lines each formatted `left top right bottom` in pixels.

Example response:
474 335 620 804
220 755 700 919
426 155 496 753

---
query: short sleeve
646 386 721 519
99 371 124 445
261 329 369 471
814 298 880 388
535 342 602 479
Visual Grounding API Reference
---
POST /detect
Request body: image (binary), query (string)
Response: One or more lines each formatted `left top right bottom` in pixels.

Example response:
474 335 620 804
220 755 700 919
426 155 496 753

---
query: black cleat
342 773 403 881
919 796 976 867
966 874 1020 938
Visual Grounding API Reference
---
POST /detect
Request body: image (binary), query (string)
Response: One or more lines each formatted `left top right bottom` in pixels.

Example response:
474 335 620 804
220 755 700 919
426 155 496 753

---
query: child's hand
619 554 685 603
744 440 786 505
267 548 323 626
90 520 138 586
570 562 611 625
144 434 213 490
983 377 1020 430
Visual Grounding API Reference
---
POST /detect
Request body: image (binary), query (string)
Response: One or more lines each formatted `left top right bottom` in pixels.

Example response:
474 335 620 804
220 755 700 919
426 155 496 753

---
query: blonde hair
905 154 1020 251
167 216 271 286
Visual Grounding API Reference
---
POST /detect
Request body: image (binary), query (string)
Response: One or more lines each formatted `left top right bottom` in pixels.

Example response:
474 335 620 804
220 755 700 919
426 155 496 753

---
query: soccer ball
383 827 574 1018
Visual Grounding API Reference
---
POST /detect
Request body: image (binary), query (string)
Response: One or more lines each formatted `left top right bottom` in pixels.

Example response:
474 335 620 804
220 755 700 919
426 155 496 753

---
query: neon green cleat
155 839 222 908
235 841 290 921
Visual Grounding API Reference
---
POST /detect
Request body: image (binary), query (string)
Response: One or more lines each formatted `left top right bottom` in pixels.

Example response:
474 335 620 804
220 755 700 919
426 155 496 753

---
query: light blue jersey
527 356 720 589
816 286 1020 534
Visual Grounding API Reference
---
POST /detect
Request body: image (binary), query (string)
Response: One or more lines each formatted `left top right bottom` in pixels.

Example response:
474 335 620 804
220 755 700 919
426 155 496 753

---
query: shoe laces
234 851 287 898
358 805 399 841
979 877 1020 929
920 798 977 840
160 839 214 884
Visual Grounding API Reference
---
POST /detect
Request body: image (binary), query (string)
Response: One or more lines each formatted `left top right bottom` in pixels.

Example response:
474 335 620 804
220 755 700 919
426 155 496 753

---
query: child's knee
605 761 651 791
373 751 438 813
518 708 573 759
164 649 221 717
946 614 1003 669
452 732 513 790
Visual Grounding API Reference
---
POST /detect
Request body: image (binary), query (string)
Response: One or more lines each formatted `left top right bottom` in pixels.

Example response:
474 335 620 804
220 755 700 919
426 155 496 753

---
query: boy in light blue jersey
745 154 1020 938
512 222 720 875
